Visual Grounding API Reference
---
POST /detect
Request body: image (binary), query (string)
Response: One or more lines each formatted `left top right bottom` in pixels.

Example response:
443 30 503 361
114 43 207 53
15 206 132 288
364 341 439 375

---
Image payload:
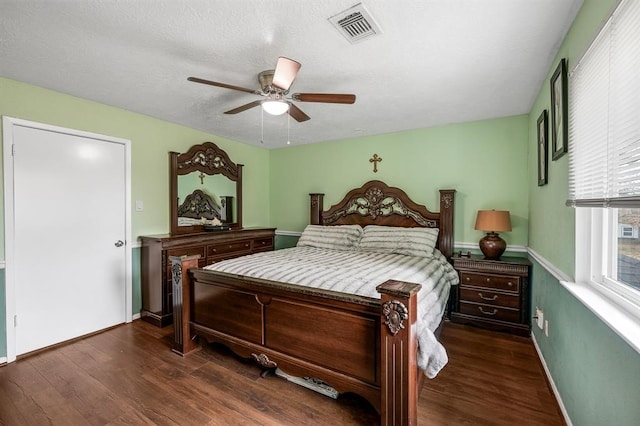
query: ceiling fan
188 57 356 122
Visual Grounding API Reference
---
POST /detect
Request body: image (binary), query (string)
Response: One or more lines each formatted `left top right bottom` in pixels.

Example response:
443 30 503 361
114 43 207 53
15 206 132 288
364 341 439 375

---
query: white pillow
358 225 439 257
296 224 363 251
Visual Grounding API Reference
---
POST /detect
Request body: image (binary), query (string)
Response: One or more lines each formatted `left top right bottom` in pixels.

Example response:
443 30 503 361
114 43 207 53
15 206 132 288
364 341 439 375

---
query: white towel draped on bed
204 246 459 378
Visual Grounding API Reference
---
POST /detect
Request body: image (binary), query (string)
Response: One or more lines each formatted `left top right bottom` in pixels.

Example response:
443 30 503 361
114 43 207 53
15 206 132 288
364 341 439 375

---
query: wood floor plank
0 320 564 425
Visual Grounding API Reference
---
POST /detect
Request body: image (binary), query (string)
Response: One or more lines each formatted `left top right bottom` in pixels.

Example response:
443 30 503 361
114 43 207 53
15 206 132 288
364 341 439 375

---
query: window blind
567 0 640 208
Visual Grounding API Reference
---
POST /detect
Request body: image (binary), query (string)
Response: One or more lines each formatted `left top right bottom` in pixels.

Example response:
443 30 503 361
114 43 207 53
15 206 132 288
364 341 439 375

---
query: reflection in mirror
170 142 243 235
177 173 236 225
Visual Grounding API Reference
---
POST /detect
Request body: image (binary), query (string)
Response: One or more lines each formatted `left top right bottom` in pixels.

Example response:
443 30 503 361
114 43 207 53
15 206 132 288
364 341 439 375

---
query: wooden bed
172 180 455 425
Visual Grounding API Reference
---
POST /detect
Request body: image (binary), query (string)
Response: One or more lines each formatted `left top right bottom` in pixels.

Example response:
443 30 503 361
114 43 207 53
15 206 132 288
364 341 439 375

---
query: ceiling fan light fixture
261 100 289 116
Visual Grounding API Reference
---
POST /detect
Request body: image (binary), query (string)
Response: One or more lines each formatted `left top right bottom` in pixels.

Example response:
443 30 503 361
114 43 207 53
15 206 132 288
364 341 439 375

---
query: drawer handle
245 243 250 248
485 278 491 283
465 277 470 282
508 282 514 287
478 293 498 301
478 307 498 316
212 248 217 253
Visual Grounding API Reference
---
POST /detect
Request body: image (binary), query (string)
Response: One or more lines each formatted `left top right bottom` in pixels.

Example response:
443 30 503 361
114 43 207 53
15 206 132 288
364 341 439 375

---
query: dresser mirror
170 142 243 235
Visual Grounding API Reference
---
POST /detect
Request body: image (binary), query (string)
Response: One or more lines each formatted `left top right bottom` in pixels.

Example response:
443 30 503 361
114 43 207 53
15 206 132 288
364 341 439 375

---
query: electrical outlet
544 320 549 336
135 200 144 212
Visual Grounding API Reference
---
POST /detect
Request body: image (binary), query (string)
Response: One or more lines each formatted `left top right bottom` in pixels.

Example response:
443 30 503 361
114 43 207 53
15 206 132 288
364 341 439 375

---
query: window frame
567 0 640 351
575 208 640 321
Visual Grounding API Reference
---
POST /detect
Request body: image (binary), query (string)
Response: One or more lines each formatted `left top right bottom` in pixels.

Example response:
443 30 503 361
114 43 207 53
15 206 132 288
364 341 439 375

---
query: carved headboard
309 180 455 258
177 189 221 220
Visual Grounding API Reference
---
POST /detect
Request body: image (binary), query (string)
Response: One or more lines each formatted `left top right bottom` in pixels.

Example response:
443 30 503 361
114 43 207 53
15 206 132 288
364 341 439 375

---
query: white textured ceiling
1 0 583 148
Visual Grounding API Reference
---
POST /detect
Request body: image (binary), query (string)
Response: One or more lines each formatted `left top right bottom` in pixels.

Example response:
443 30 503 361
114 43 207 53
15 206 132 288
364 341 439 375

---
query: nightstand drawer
459 301 520 323
459 287 520 309
460 272 519 293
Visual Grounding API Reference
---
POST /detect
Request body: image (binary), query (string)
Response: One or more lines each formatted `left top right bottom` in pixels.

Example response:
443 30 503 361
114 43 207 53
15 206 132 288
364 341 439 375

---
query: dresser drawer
253 237 274 251
167 246 205 258
459 287 520 309
207 240 251 257
459 272 520 293
459 301 520 323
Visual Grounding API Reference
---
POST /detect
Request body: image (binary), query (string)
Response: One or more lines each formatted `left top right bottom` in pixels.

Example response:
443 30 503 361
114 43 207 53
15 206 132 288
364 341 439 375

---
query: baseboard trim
532 333 573 426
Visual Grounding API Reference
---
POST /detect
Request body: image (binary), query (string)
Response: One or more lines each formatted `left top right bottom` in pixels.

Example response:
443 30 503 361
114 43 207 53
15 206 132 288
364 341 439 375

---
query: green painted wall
274 235 299 250
527 0 640 424
269 115 530 247
0 77 271 358
530 261 640 424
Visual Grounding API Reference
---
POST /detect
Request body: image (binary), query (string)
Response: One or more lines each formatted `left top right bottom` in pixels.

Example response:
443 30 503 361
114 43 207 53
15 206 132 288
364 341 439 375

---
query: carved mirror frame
170 142 243 235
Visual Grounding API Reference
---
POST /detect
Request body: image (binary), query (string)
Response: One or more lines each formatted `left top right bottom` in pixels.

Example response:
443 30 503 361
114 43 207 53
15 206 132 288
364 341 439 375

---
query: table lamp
474 210 512 260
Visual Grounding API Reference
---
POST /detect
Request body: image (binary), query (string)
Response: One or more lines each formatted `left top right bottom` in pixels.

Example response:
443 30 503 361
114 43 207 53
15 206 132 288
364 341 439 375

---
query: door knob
114 240 124 247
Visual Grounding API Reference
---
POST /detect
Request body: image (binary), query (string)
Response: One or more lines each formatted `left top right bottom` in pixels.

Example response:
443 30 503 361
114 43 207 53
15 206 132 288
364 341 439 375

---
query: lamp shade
474 210 512 232
261 100 289 115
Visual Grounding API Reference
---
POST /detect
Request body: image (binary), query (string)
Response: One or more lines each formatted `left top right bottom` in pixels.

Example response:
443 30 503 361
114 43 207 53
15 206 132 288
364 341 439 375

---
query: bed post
309 193 324 225
171 255 200 356
438 189 456 259
377 280 421 426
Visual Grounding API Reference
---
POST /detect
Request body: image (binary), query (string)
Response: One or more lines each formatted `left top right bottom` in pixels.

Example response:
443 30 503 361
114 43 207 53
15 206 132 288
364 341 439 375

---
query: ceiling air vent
329 3 382 44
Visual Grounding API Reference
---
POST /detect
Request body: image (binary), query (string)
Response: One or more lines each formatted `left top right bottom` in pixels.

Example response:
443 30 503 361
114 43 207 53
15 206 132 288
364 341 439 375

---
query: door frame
2 116 132 363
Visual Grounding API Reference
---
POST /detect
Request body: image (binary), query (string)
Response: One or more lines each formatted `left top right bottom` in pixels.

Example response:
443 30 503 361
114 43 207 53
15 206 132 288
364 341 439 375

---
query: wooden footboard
171 255 422 425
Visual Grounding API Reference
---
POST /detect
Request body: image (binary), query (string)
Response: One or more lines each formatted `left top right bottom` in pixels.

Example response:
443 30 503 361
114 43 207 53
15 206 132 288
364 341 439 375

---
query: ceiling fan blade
287 103 310 122
291 93 356 104
272 57 301 91
188 77 262 95
224 100 263 114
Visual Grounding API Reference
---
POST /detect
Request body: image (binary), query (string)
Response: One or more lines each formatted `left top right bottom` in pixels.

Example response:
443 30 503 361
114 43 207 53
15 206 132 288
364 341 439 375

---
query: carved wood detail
453 258 529 276
176 142 240 180
310 180 456 258
170 255 200 356
252 353 278 369
177 189 221 220
377 280 421 425
324 187 438 227
381 300 409 336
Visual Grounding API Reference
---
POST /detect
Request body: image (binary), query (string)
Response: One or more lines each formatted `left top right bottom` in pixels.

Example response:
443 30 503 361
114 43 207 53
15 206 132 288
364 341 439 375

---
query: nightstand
450 255 532 336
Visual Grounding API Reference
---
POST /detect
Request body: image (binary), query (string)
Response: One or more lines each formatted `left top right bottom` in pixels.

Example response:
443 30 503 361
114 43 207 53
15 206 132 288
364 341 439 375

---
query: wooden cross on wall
198 172 206 184
369 153 382 173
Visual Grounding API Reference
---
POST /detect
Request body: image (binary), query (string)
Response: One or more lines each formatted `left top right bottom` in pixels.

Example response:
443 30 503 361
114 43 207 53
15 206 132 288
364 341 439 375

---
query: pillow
296 224 363 251
358 225 439 257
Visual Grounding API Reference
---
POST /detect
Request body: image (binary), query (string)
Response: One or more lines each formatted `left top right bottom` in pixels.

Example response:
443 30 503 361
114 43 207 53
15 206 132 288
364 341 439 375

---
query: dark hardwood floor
0 320 564 425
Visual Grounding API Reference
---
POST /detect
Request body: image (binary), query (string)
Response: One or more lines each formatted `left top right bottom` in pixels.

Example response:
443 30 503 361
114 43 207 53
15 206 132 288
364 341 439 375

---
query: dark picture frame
550 58 568 160
537 110 548 186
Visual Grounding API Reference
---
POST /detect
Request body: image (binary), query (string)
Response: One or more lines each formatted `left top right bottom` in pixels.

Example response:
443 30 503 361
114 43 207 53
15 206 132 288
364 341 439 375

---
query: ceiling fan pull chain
260 107 264 144
287 113 291 145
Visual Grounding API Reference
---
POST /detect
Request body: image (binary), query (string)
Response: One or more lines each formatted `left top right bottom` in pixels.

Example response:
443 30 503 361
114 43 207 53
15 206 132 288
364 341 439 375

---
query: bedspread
204 246 459 378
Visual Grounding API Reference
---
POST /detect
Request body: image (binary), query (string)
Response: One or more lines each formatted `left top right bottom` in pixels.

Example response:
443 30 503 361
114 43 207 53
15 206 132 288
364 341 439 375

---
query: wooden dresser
450 255 532 336
140 227 275 327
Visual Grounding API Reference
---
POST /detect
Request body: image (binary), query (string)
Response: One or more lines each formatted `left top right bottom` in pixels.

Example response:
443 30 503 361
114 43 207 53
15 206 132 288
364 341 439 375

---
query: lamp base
479 232 506 260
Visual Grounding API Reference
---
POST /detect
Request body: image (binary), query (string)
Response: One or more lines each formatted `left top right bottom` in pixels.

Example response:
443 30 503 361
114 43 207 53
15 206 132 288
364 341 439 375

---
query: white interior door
3 117 131 359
